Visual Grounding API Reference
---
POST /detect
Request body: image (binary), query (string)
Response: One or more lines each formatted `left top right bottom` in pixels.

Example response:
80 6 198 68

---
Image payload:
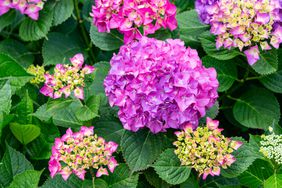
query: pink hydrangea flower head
40 53 95 100
104 37 219 133
0 0 45 20
196 0 282 65
48 126 119 180
90 0 178 43
173 117 243 180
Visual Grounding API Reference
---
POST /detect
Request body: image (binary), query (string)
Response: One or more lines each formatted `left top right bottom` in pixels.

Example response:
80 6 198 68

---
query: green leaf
199 31 241 60
94 179 108 188
264 174 282 188
75 95 101 122
0 144 33 187
41 174 83 188
19 5 53 41
121 130 168 172
260 70 282 93
221 141 261 178
33 99 83 128
0 39 34 69
9 123 41 145
177 10 209 45
0 54 32 94
153 149 191 185
95 120 125 144
8 170 42 188
103 164 139 188
233 87 280 130
86 61 110 96
0 113 14 140
0 10 16 32
180 175 199 188
201 176 241 188
251 49 278 75
15 90 33 124
52 0 74 26
42 32 83 65
200 101 219 124
26 123 59 160
144 168 171 188
202 56 238 92
238 159 274 188
90 25 123 51
0 81 12 114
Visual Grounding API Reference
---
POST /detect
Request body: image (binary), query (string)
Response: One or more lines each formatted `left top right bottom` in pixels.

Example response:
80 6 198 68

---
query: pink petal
206 117 219 130
96 167 109 177
70 53 84 68
244 46 260 65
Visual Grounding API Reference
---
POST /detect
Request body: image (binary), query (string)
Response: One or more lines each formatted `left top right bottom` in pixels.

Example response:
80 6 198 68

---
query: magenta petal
244 46 260 65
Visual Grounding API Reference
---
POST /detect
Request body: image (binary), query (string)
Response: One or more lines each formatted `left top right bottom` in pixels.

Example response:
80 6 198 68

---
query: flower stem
92 176 95 188
73 0 96 63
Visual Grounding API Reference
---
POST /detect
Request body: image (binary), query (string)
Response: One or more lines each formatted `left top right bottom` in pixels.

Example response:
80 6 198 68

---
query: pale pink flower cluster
196 0 282 65
174 118 243 180
90 0 177 43
104 37 219 133
49 126 119 180
0 0 45 20
40 54 95 100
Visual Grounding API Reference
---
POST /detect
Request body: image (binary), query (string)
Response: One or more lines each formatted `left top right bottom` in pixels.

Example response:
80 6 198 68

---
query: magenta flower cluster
195 0 282 65
49 126 118 181
104 37 219 133
0 0 45 20
90 0 177 43
40 53 95 100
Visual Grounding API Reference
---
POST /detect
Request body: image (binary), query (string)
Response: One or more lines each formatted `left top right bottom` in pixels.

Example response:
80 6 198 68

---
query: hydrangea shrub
0 0 281 187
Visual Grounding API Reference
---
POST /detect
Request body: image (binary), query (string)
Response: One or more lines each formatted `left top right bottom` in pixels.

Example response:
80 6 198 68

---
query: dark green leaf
15 90 33 124
90 25 123 51
153 149 191 185
95 120 125 144
42 32 83 65
202 56 237 92
52 0 74 26
233 87 280 130
103 164 139 188
0 144 33 187
144 168 171 188
7 170 42 188
41 174 83 188
0 81 12 114
251 49 278 75
121 130 169 172
0 11 16 32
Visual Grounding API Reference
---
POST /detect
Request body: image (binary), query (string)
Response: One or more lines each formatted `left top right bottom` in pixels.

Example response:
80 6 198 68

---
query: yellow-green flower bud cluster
260 130 282 165
173 117 242 180
27 65 45 85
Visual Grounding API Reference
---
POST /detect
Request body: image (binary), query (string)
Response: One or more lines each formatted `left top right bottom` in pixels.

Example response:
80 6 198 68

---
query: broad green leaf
260 70 282 93
75 95 101 121
201 176 241 188
0 144 33 187
52 0 74 26
9 123 41 145
144 168 171 188
15 90 33 124
33 100 83 128
233 87 280 130
90 25 123 51
103 164 139 188
0 54 32 94
251 49 278 75
0 81 12 114
199 31 241 60
0 113 14 140
264 174 282 188
221 141 261 178
153 149 191 185
177 10 209 45
86 94 101 115
0 39 34 68
95 120 125 144
86 61 110 96
41 174 83 188
19 5 53 41
0 10 16 32
8 170 42 188
200 101 219 124
202 56 237 92
94 179 108 188
26 123 59 160
121 129 169 172
42 32 83 65
180 175 199 188
148 29 171 41
238 159 274 188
